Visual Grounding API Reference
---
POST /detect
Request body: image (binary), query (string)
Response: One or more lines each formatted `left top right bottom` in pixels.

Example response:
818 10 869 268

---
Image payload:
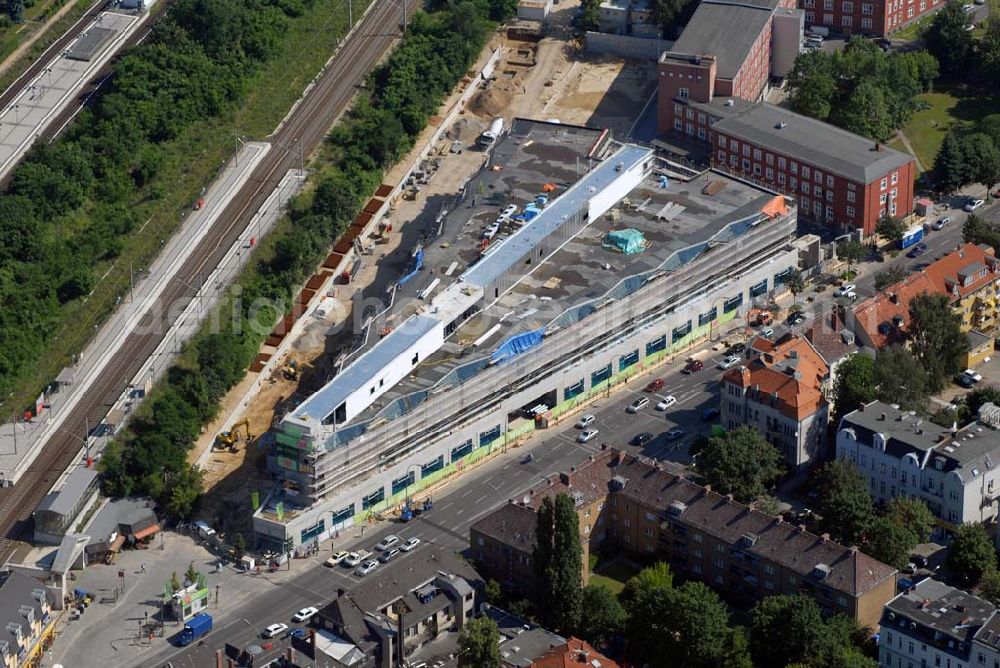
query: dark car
727 342 745 355
631 432 655 446
290 628 309 640
378 548 400 563
645 378 665 392
701 407 720 422
788 312 806 325
876 37 892 50
682 360 704 374
957 374 976 388
907 243 928 258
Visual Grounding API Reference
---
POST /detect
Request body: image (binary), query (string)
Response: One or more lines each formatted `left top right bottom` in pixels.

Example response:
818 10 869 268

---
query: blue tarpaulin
490 328 545 364
397 248 425 287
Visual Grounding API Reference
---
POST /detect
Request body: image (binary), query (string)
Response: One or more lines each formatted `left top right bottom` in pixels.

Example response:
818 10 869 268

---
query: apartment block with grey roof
471 446 897 630
837 401 1000 530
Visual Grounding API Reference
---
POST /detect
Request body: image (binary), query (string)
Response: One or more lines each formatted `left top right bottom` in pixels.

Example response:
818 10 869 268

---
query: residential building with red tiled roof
470 447 898 630
531 637 619 668
721 334 830 469
851 243 1000 367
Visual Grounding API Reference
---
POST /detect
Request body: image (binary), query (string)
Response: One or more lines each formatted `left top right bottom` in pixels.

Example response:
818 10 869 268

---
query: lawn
901 86 998 170
588 553 641 595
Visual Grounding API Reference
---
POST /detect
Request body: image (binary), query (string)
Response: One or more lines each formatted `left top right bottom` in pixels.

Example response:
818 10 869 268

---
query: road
0 0 416 563
126 200 1000 665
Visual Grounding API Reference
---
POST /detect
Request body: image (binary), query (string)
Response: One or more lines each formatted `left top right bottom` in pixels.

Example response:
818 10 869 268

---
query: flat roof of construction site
461 143 651 290
344 164 786 432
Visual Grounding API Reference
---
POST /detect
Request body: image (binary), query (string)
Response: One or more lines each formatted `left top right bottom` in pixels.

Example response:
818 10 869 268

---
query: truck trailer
175 613 213 646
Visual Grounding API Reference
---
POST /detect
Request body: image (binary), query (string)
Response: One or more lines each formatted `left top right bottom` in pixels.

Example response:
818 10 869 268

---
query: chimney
880 412 887 421
703 484 712 495
338 588 346 598
889 292 898 304
820 533 830 543
612 450 625 466
797 524 807 533
726 493 735 503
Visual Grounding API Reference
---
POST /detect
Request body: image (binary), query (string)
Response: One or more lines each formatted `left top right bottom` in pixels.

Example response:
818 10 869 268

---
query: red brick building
657 0 804 135
800 0 947 36
668 97 916 234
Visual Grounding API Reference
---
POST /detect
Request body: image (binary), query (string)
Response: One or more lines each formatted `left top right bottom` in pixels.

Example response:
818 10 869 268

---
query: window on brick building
846 206 855 218
719 135 726 147
862 16 872 27
802 165 810 179
802 182 809 194
806 9 815 20
801 196 809 209
674 119 683 131
826 191 833 202
753 148 762 160
679 87 689 99
698 113 706 123
686 108 694 119
814 201 822 217
823 0 833 8
718 150 726 162
743 158 751 171
826 174 834 187
814 170 822 183
862 2 872 12
790 177 797 189
698 128 706 140
813 185 822 196
892 171 898 184
686 122 694 135
730 155 737 167
766 168 773 180
777 172 786 185
842 14 852 25
880 177 887 190
825 205 834 220
777 156 786 169
743 144 751 157
823 12 833 22
880 193 887 204
753 164 762 176
766 153 774 165
843 0 853 10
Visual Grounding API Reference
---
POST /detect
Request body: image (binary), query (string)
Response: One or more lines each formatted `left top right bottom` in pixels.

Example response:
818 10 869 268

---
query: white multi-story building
837 401 1000 530
880 578 1000 668
253 120 802 552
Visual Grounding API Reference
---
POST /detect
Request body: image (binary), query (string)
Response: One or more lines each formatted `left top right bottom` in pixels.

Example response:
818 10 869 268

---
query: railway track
0 0 415 562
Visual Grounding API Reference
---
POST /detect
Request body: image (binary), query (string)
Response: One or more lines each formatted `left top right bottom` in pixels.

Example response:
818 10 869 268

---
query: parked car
717 355 740 370
682 360 704 374
631 432 655 446
292 607 318 623
656 395 677 411
666 428 685 441
499 204 518 220
963 368 983 383
834 283 856 297
355 560 379 576
375 535 400 551
627 397 650 413
400 537 421 552
575 414 595 429
325 551 348 567
645 378 665 392
343 551 364 567
958 374 976 388
263 623 289 639
931 216 953 230
701 407 720 422
727 342 745 355
290 628 309 640
965 198 985 212
378 548 401 564
760 326 774 339
907 243 928 258
788 312 806 325
578 428 599 443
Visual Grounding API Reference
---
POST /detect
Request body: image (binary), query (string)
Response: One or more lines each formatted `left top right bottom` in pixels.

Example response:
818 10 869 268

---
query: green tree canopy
533 494 583 632
947 523 997 585
695 426 784 503
885 497 936 543
785 269 806 302
832 353 877 424
816 460 875 545
458 616 501 668
908 293 969 392
831 79 894 143
863 517 919 569
837 240 866 272
620 562 673 610
924 0 973 76
874 265 908 291
934 129 974 194
967 134 1000 198
874 345 928 410
875 213 906 245
578 584 626 647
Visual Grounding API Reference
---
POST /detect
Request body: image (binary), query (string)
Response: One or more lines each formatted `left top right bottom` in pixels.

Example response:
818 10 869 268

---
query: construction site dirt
193 8 659 540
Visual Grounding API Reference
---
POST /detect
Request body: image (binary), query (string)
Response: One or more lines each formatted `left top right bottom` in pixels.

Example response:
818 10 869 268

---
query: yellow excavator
215 419 252 452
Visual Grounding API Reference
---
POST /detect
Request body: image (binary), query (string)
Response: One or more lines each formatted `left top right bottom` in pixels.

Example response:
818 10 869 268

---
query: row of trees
464 545 874 667
101 0 511 516
0 0 301 403
933 115 1000 196
785 37 938 143
923 0 1000 82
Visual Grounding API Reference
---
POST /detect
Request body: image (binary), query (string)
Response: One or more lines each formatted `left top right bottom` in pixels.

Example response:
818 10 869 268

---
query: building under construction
253 119 801 551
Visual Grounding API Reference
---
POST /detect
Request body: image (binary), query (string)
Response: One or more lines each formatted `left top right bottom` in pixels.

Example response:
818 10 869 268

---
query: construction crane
215 418 252 452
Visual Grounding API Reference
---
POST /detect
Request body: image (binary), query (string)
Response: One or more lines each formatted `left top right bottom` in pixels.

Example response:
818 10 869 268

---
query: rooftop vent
610 475 627 491
775 121 787 129
725 99 735 107
740 532 759 548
